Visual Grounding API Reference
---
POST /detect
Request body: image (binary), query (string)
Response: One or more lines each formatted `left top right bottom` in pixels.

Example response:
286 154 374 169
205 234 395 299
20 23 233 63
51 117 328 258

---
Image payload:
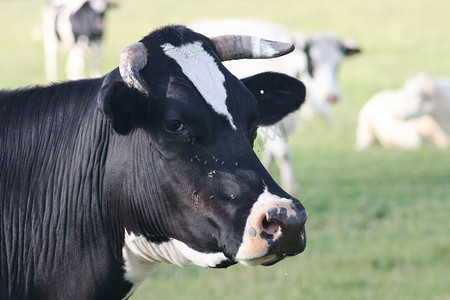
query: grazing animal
189 19 360 194
355 73 450 149
0 25 308 299
43 0 113 82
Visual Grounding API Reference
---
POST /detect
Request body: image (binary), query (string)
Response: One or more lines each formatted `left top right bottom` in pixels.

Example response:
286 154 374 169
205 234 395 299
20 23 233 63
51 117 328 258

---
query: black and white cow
43 0 114 82
1 25 307 299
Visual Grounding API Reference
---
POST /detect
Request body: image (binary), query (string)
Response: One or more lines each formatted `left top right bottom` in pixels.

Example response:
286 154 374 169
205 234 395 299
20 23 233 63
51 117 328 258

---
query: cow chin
214 254 282 268
237 254 278 267
238 251 302 267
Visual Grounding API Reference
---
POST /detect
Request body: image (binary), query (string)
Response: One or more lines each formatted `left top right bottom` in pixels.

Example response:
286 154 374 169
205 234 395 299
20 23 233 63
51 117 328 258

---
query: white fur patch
122 241 160 299
161 41 236 130
122 230 228 296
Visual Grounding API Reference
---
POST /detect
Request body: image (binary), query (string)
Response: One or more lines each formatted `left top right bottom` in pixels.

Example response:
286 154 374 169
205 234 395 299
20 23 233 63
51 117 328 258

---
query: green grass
1 0 449 299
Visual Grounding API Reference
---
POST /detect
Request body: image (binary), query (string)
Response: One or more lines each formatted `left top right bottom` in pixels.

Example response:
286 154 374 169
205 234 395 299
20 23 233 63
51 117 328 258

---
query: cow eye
164 120 186 132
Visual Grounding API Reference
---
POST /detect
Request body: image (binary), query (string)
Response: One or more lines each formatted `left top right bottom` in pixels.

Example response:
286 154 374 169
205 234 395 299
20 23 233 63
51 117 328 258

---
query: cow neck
101 130 172 260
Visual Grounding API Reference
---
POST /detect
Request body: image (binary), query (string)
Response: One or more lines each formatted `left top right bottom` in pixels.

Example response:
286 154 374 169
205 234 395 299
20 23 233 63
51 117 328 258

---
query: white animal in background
189 19 360 194
355 73 450 149
43 0 114 82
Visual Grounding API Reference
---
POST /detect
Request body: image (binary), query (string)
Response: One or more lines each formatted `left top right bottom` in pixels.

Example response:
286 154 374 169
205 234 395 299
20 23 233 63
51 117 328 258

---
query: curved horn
210 35 295 61
119 42 149 96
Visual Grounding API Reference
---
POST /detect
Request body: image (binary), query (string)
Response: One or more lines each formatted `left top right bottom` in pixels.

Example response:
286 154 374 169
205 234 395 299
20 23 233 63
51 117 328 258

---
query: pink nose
247 203 307 256
261 206 307 250
325 94 339 103
236 194 307 266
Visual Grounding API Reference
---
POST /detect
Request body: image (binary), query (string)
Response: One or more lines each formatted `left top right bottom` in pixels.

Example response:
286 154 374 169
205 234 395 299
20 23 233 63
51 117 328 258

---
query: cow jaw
122 231 229 285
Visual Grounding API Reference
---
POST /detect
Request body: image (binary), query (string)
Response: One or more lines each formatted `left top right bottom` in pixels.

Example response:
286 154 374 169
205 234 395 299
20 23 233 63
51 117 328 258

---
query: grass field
1 0 449 299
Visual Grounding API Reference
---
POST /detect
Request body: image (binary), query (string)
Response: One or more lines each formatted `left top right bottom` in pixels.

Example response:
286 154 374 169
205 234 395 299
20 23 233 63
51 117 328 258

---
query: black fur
241 72 306 126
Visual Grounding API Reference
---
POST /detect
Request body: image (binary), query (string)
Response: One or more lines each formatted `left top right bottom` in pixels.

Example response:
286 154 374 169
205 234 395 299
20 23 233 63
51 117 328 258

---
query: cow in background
189 19 361 194
43 0 115 82
356 73 450 149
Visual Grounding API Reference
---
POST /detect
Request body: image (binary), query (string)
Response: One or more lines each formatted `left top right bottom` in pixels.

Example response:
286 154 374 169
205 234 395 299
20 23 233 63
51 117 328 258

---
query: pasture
1 0 449 299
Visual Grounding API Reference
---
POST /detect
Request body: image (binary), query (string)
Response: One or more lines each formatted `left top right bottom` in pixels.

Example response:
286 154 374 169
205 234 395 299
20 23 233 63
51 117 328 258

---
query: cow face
395 73 437 120
301 33 360 106
97 26 307 284
70 0 111 44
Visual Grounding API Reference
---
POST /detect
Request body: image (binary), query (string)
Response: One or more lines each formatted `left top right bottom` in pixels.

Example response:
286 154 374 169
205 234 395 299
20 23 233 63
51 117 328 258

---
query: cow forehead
161 41 237 130
310 39 343 64
89 0 107 12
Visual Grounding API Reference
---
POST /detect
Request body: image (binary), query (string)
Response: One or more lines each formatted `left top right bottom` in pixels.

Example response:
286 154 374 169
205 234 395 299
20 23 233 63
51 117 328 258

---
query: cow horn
119 42 149 96
210 35 295 61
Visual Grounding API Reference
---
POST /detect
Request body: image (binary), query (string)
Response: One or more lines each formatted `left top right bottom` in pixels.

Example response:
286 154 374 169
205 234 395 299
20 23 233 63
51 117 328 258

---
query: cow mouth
261 252 300 266
237 254 278 267
237 252 300 267
239 227 307 267
213 254 280 268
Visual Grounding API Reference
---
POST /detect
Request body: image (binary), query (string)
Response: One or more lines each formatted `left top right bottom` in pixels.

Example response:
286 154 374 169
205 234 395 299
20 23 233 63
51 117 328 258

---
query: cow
189 19 361 194
43 0 114 82
355 73 450 149
0 25 308 299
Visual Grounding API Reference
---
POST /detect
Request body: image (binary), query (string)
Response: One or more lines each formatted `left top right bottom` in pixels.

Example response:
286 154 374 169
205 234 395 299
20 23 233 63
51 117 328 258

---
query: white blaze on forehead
161 41 236 130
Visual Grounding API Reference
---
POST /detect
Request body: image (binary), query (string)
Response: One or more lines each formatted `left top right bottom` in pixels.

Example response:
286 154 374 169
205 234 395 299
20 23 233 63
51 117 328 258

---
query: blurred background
1 0 449 299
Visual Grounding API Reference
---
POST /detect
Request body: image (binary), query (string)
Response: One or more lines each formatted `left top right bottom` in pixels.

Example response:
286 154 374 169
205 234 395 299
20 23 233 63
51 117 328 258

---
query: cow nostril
262 216 280 237
325 94 339 103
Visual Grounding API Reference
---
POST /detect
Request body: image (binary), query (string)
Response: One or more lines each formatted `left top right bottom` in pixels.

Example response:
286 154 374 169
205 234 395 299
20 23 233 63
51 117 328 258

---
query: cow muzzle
325 93 339 103
235 190 307 266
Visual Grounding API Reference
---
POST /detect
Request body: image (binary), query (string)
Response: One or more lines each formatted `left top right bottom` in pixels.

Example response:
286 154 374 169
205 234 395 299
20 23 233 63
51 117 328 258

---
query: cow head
297 33 360 110
395 73 437 120
97 25 307 285
71 0 116 43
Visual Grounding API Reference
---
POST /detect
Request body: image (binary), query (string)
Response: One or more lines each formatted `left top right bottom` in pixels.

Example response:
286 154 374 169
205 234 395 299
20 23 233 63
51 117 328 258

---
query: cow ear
241 72 306 126
340 38 361 56
97 75 142 135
